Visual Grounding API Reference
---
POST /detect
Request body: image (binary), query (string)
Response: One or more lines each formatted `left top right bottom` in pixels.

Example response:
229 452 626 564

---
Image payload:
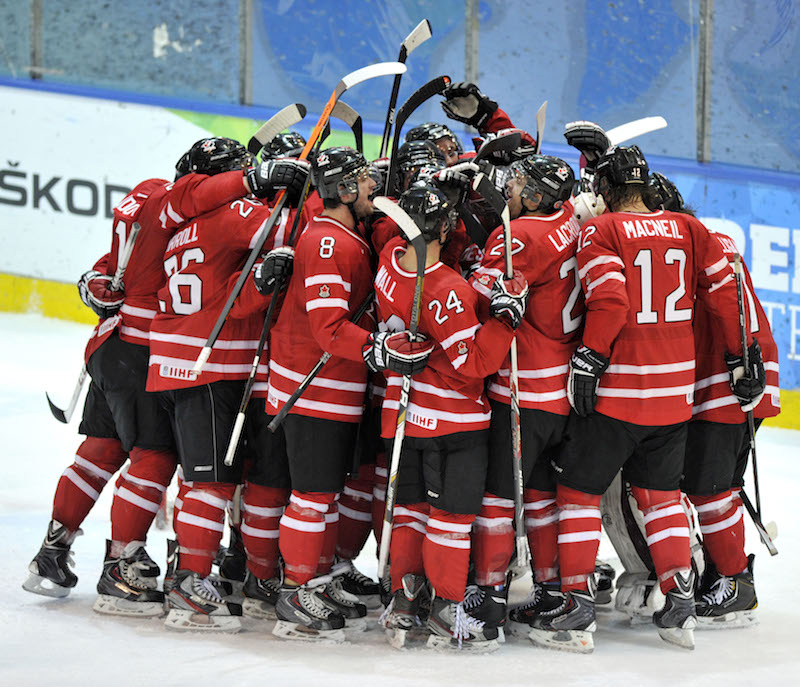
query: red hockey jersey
577 210 745 426
692 230 780 422
470 207 584 415
267 215 374 423
376 238 515 439
83 172 248 362
146 198 294 392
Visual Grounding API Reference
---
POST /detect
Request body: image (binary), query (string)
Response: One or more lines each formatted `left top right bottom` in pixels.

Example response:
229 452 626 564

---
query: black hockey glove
567 345 610 417
441 82 499 129
253 246 294 295
246 159 311 205
362 331 434 376
564 121 611 173
489 270 529 330
77 270 125 319
725 339 766 412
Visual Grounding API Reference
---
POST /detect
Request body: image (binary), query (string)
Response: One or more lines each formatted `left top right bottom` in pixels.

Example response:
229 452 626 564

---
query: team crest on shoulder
319 285 331 298
478 274 491 286
457 341 469 355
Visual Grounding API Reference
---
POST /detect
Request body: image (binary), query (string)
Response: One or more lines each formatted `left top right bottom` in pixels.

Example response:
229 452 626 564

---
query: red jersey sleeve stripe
586 271 625 295
440 324 480 350
578 255 625 279
306 298 350 311
704 256 729 276
305 274 352 292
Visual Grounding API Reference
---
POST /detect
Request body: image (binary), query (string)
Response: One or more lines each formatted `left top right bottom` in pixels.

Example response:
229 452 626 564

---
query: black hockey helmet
648 172 684 212
174 150 192 180
405 122 464 154
593 145 649 194
395 140 446 193
399 182 457 244
312 146 369 201
261 131 307 161
508 154 575 213
184 137 253 176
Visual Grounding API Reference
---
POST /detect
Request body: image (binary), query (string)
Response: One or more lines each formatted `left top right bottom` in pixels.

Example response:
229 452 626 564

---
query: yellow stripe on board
2 272 799 430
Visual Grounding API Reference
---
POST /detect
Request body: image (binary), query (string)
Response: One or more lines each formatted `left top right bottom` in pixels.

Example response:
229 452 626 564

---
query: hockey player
24 138 263 611
376 183 528 651
266 146 433 641
539 145 764 652
146 137 310 632
467 154 581 635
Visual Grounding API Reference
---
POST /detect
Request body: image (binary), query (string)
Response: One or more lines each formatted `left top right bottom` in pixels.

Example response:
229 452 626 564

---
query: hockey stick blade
534 101 547 154
247 103 307 156
373 196 422 243
740 489 778 555
607 116 667 146
472 173 512 230
403 18 433 53
331 101 363 153
474 131 522 163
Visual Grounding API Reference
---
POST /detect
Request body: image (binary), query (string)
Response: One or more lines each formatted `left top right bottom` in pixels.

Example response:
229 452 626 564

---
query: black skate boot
528 584 597 654
507 581 563 635
216 526 247 583
242 569 282 620
595 560 616 605
696 554 757 629
463 584 508 640
654 569 697 649
379 568 392 608
333 557 381 609
319 573 369 631
273 578 346 642
93 540 165 617
380 574 428 648
124 542 160 580
163 539 179 596
165 569 243 633
23 520 81 598
426 595 500 652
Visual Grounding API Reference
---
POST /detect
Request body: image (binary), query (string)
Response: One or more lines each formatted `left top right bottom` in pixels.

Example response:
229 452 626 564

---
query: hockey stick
247 103 308 156
266 292 375 433
471 172 531 568
739 490 778 555
733 253 778 556
331 100 363 153
606 116 667 147
379 19 433 158
46 222 142 423
374 196 427 579
385 75 451 195
534 101 547 154
194 61 406 374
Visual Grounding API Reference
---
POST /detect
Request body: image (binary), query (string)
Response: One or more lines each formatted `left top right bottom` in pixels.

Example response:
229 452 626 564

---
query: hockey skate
93 540 164 617
379 574 428 649
165 570 243 633
653 570 697 650
162 539 179 597
273 577 346 642
242 570 282 620
333 557 381 609
319 574 369 631
528 587 596 654
615 571 665 625
23 520 81 598
696 554 758 630
507 581 563 636
594 560 616 605
463 584 508 642
426 595 499 652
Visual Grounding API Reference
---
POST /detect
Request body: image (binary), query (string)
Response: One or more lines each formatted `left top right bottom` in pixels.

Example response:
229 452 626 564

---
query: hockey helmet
508 154 574 213
399 182 457 244
184 137 253 176
261 131 307 161
312 146 370 201
406 122 464 155
648 172 684 212
593 145 649 194
395 140 446 193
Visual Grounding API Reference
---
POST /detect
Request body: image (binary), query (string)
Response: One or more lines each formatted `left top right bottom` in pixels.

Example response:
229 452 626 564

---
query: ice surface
2 313 798 686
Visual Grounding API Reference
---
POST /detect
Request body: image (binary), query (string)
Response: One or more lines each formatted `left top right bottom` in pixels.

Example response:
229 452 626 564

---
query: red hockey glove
441 82 499 129
77 270 124 319
489 270 529 329
253 246 294 295
725 339 766 412
363 331 434 376
567 345 610 417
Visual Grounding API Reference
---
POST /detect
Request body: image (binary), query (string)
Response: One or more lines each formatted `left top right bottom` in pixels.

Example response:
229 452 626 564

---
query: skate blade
272 620 346 643
22 574 71 599
426 634 500 653
628 613 653 626
242 598 277 620
343 616 368 632
657 625 695 650
93 595 164 618
506 619 533 638
697 610 758 630
527 626 595 654
164 609 241 633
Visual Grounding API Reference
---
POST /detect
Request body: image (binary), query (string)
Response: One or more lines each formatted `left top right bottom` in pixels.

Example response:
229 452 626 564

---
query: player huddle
24 80 778 654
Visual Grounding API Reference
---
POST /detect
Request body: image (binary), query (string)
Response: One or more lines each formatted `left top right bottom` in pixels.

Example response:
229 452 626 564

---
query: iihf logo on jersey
319 285 331 298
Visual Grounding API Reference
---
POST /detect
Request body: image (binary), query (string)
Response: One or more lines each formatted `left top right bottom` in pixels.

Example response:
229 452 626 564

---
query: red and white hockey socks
279 491 337 585
241 482 288 580
525 488 559 583
689 489 747 576
52 437 127 533
173 466 192 536
390 502 429 593
371 461 388 547
471 494 514 586
174 482 236 577
110 447 176 548
557 485 602 593
317 500 340 576
423 508 475 602
337 466 375 560
631 486 692 593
